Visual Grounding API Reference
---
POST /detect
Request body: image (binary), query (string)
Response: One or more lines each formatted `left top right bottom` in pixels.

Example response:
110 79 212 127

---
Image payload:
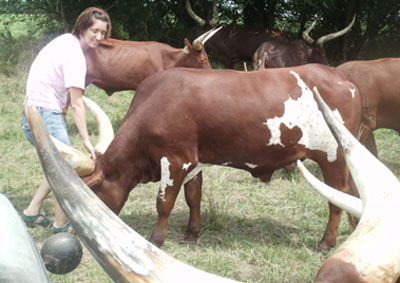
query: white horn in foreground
82 96 114 154
303 87 400 282
297 160 362 218
25 106 238 282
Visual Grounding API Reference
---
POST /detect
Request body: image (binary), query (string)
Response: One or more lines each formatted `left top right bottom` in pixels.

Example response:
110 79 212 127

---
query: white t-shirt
25 33 86 111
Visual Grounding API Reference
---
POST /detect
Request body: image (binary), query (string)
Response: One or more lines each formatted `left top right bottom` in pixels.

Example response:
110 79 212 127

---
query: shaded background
1 0 399 74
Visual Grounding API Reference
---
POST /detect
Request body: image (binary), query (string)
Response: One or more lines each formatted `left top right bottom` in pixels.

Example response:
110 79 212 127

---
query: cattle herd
22 3 400 282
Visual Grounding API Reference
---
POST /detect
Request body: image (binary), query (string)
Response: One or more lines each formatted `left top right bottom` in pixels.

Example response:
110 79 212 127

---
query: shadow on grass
120 208 319 251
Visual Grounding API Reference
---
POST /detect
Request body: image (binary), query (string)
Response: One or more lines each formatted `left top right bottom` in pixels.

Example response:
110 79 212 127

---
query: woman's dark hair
72 7 112 39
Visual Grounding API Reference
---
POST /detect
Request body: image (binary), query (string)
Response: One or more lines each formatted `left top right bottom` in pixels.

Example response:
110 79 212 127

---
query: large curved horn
186 0 206 26
302 18 317 44
192 25 223 51
301 87 400 282
209 0 219 26
315 15 356 47
0 193 49 282
50 136 95 176
25 106 237 282
82 96 114 154
23 104 95 176
297 160 362 218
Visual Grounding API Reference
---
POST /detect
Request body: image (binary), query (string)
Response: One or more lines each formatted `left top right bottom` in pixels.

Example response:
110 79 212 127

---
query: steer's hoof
317 241 335 253
184 232 199 243
149 233 165 248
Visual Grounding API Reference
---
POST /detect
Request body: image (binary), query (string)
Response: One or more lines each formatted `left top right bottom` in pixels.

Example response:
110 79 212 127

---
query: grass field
1 71 400 283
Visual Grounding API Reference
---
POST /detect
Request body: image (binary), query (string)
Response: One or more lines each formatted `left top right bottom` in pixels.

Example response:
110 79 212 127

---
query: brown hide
337 58 400 156
83 64 361 249
253 40 328 69
199 25 290 69
186 0 289 69
85 38 211 96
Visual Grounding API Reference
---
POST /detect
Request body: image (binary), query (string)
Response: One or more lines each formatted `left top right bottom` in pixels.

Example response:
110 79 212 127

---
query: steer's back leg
184 171 203 242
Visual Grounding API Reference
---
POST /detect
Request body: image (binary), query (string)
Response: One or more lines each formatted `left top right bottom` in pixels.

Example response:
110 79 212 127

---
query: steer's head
302 15 356 65
181 26 223 69
32 97 129 214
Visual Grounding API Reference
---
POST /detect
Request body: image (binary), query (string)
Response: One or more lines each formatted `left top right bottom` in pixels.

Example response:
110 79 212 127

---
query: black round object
40 232 83 274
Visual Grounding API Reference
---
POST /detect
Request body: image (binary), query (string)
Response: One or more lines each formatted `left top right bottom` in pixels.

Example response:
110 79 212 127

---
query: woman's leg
23 177 51 216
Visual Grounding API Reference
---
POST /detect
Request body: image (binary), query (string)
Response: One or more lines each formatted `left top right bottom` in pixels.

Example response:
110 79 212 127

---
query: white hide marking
183 163 206 185
349 87 356 98
263 71 344 162
182 162 192 171
221 161 232 166
245 163 258 169
160 157 174 202
338 81 343 85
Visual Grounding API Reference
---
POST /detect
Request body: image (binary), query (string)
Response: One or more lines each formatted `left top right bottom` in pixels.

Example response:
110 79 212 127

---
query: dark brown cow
85 27 221 96
76 64 362 251
253 16 355 70
186 0 289 69
337 58 400 157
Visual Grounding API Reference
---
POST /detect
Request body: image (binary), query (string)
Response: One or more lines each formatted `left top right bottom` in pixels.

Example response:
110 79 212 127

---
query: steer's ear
94 151 104 160
183 38 193 54
82 169 104 189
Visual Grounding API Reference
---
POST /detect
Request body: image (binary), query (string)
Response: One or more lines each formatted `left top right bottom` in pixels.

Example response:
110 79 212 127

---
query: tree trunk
59 0 69 33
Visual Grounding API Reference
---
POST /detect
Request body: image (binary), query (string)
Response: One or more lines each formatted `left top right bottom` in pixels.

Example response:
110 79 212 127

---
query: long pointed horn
82 96 114 154
312 86 400 207
297 160 362 218
23 104 95 176
315 15 356 47
310 86 400 282
302 18 317 44
186 0 206 26
209 0 219 26
192 25 223 51
25 106 238 282
50 136 95 176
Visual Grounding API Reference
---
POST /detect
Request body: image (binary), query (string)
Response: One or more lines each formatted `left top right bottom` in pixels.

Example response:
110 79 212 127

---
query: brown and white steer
298 87 400 283
74 64 361 250
337 58 400 157
253 16 355 70
85 27 221 96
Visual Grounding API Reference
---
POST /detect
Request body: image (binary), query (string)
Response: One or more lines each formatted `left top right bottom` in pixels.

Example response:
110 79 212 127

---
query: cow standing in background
85 27 221 96
57 64 362 251
253 15 355 70
337 58 400 157
186 0 289 69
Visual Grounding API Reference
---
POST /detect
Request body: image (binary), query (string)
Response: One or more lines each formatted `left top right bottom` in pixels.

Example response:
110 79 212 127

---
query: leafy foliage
0 0 399 73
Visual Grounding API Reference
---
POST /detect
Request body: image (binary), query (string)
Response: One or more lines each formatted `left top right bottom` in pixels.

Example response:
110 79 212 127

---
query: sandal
22 213 53 228
53 222 74 234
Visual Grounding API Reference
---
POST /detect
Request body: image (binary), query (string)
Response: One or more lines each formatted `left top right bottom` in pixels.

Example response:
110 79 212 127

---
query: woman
21 7 111 233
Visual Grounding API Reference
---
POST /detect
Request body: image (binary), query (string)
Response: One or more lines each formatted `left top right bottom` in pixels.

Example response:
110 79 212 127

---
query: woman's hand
69 87 96 160
83 139 96 160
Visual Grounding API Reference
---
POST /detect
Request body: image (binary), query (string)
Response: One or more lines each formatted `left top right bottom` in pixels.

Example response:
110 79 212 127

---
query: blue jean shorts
22 107 72 146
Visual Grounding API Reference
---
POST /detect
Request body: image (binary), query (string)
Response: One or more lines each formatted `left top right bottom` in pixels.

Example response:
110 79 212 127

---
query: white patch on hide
221 162 232 166
182 162 191 171
263 71 344 162
245 163 258 169
349 87 356 98
160 156 174 202
183 163 206 185
338 81 343 85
